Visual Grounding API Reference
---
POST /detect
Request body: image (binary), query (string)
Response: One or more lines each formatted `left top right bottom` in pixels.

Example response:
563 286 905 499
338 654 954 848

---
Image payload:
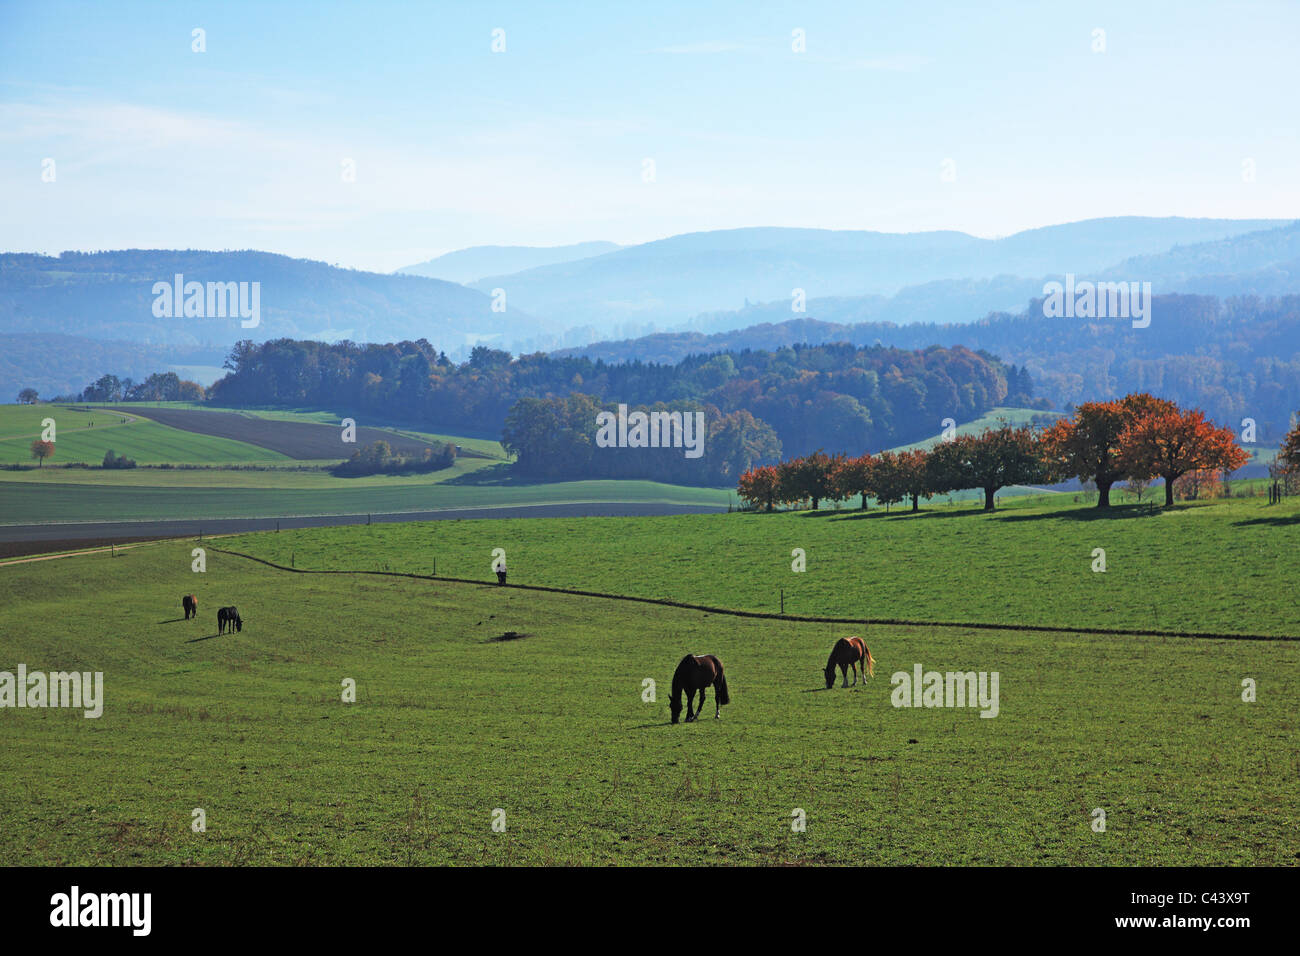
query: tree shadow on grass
439 462 528 487
991 502 1164 522
1232 512 1300 527
830 508 980 521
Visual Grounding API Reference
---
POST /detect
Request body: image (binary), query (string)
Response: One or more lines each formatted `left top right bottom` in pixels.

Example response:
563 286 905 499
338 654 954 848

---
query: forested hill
552 294 1300 443
0 249 548 347
208 338 1030 461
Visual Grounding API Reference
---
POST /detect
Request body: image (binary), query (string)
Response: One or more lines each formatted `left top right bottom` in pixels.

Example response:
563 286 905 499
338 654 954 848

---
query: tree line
738 394 1262 512
195 337 1019 467
501 394 780 485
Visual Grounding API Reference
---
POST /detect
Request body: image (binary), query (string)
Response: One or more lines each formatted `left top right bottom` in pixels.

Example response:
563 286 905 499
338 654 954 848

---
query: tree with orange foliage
1280 413 1300 475
777 450 842 511
1041 395 1168 508
831 454 874 510
736 464 781 512
893 448 933 512
1172 468 1223 501
1120 405 1249 507
869 449 932 512
30 439 54 468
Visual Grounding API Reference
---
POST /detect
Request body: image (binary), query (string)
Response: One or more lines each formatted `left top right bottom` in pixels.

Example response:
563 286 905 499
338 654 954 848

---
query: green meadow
0 473 730 523
0 519 1295 866
0 404 287 466
221 493 1300 638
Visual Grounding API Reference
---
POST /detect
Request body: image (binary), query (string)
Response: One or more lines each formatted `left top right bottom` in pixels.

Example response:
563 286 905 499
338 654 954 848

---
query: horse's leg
715 685 721 718
685 688 695 722
841 663 849 688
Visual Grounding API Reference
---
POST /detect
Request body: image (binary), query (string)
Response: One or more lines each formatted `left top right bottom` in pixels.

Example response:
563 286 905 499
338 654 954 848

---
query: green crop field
0 472 730 523
0 404 290 466
1 496 1296 865
102 402 510 460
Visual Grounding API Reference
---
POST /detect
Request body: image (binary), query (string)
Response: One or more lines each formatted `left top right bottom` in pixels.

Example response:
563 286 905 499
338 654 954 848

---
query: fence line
209 547 1298 643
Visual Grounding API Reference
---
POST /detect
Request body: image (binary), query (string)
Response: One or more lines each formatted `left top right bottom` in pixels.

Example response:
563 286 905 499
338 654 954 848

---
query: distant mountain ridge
462 218 1287 334
0 249 552 350
579 220 1300 339
396 241 623 284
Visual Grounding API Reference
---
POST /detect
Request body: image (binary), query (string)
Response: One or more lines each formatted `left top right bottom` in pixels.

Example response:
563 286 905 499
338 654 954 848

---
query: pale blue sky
3 0 1298 272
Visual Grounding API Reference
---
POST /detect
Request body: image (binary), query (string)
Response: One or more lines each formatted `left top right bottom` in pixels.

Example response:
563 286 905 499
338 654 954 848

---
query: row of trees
72 372 206 404
332 440 457 477
738 394 1255 512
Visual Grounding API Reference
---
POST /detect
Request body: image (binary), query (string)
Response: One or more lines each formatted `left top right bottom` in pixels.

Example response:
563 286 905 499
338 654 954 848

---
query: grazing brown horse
670 654 730 724
217 606 242 635
824 636 875 689
182 594 197 620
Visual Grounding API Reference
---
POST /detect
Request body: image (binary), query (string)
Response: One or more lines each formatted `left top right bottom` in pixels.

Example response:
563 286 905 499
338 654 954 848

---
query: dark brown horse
670 654 730 723
824 636 875 689
182 594 197 620
217 606 242 634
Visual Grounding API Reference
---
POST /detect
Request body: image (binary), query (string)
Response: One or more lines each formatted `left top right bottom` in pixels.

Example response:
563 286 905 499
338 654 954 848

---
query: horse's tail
715 669 730 706
864 646 875 678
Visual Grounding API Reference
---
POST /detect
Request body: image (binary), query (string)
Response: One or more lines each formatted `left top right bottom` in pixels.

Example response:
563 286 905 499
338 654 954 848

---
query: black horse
217 606 243 634
182 594 197 620
670 654 730 724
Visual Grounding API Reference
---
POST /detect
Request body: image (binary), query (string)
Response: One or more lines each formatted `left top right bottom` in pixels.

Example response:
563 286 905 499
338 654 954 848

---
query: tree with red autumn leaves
1041 394 1173 508
1120 405 1249 507
1280 413 1300 475
736 464 781 511
869 449 932 512
30 439 54 468
830 454 874 510
777 450 843 510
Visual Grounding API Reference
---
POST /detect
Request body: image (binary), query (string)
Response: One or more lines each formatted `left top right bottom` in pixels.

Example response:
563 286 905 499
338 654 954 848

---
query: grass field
887 406 1061 453
2 402 726 524
0 474 731 523
0 404 289 466
0 495 1296 866
96 402 509 459
220 493 1300 638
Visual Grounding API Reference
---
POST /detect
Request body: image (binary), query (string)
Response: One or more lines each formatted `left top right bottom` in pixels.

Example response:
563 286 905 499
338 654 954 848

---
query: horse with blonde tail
824 636 874 689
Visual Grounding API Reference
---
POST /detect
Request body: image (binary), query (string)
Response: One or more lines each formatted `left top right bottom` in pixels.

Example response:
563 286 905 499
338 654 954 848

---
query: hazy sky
3 0 1298 272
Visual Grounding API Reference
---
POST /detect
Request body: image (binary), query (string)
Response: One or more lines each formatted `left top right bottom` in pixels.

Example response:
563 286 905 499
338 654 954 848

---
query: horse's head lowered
669 695 683 724
824 663 837 690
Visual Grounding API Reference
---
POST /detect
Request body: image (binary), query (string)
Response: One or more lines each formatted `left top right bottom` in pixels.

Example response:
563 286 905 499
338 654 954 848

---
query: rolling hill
397 241 623 284
466 218 1287 334
0 249 553 350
